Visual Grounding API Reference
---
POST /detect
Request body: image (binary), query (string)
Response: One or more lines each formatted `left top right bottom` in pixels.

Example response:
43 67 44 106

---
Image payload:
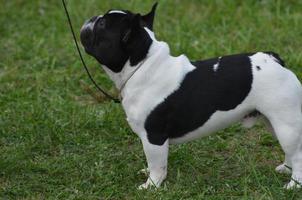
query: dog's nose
81 16 98 31
89 16 98 22
80 15 103 52
80 16 98 45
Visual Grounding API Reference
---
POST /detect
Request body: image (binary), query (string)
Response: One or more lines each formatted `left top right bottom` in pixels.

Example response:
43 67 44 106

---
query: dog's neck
102 28 170 91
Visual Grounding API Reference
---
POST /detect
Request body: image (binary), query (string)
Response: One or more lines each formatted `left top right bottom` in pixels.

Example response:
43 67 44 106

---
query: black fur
80 4 158 72
123 14 152 66
145 53 254 145
141 3 158 30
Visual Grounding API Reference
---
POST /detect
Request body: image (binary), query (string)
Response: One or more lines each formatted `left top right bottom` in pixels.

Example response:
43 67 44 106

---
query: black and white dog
80 3 302 189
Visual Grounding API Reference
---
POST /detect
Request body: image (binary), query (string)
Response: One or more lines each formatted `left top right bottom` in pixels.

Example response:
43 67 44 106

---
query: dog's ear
122 14 142 44
141 2 158 30
121 13 152 66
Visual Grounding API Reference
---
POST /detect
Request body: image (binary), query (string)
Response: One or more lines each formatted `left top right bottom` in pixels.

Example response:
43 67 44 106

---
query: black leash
61 0 120 103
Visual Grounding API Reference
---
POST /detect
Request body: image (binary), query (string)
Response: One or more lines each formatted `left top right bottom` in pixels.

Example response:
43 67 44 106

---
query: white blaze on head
108 10 127 15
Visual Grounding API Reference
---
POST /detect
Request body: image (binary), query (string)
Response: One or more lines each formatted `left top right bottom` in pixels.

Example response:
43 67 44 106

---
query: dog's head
80 3 158 73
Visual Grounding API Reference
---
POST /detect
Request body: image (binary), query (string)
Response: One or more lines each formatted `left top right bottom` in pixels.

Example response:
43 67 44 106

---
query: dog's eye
98 18 106 29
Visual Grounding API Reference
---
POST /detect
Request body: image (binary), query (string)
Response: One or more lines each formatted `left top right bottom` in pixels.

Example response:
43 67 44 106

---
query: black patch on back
145 53 254 145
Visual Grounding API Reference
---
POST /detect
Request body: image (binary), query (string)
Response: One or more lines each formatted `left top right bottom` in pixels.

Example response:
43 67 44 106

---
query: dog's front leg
138 137 169 189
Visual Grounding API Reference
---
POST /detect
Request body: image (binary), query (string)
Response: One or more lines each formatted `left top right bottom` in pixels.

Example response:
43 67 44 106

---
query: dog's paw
138 168 149 176
138 182 149 190
284 180 302 190
275 163 291 174
138 181 157 190
137 178 159 190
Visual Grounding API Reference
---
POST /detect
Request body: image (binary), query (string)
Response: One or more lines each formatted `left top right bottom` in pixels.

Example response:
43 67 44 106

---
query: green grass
1 0 302 199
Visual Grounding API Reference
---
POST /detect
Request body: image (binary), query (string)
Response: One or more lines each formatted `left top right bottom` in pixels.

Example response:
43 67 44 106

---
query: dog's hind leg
138 137 168 189
261 117 293 174
261 117 292 174
266 110 302 189
285 101 302 189
254 67 302 187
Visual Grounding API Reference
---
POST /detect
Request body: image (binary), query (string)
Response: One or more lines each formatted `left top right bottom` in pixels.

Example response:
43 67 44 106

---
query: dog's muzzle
80 16 100 51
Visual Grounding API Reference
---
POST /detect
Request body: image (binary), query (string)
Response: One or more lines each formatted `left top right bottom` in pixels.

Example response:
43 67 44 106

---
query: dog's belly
169 103 252 144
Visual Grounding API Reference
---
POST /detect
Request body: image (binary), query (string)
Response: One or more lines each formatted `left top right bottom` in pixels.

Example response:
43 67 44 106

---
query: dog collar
119 58 147 100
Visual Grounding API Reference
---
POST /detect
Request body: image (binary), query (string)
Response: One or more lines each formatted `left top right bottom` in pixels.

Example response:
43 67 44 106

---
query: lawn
1 0 302 199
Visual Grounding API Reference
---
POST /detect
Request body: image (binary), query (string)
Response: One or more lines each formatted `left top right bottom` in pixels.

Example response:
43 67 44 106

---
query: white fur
101 28 302 189
108 10 126 14
213 63 219 72
213 56 221 72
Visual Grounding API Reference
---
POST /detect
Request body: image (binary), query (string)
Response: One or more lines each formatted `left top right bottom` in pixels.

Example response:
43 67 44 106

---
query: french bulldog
80 3 302 189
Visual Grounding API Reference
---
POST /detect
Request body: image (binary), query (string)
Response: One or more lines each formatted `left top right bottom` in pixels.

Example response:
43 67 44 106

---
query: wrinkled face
80 4 157 73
